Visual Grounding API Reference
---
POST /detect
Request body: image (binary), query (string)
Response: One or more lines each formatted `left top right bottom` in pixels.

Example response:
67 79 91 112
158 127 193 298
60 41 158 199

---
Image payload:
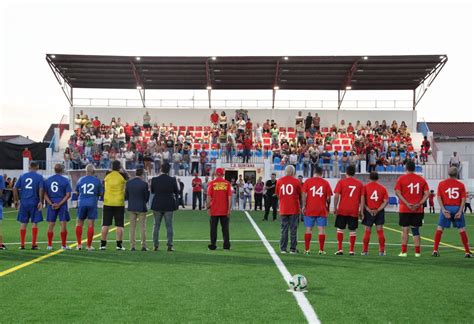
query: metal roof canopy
46 54 447 109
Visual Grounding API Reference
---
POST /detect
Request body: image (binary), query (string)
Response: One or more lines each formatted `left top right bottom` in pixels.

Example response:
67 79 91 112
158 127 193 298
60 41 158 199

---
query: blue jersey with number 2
15 172 44 206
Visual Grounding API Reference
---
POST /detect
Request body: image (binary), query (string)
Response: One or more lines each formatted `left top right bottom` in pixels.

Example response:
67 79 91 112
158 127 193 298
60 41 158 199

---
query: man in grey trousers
150 163 179 251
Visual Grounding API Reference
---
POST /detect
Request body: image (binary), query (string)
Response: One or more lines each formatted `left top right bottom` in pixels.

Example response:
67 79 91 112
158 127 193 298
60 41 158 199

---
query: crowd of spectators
2 175 17 208
65 109 429 177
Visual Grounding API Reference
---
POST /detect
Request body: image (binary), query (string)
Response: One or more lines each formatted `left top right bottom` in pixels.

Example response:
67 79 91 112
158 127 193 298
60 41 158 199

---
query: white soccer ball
289 274 308 291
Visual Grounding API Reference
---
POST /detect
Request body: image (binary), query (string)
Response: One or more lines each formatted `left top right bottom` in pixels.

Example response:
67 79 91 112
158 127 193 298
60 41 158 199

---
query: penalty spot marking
244 211 320 324
0 213 153 278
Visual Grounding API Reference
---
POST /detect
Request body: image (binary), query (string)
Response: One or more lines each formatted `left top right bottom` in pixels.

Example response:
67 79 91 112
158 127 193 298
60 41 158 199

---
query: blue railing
417 120 430 137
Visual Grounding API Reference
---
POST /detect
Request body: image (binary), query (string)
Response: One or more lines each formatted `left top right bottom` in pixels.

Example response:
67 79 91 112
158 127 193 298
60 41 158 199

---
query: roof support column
130 60 145 108
206 59 212 109
272 60 281 109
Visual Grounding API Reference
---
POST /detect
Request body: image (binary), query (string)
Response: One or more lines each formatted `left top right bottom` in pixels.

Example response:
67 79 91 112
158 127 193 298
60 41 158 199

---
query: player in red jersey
360 172 389 256
432 167 472 258
333 165 364 256
206 168 232 250
428 190 436 213
301 166 332 255
394 161 430 257
275 165 302 254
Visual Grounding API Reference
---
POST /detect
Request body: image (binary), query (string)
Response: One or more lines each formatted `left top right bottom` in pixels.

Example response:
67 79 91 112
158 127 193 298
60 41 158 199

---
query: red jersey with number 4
207 177 232 216
334 177 363 217
437 178 466 207
302 177 332 217
363 181 389 210
394 173 429 213
276 175 301 215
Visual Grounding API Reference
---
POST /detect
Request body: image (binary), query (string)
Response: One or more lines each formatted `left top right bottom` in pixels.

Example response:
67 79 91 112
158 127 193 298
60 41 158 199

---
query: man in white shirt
243 180 253 211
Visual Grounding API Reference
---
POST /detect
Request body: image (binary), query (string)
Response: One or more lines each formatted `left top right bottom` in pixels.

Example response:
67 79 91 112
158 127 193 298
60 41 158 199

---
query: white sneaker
61 246 71 250
46 246 53 251
99 246 106 250
116 246 126 251
76 245 83 250
86 246 95 251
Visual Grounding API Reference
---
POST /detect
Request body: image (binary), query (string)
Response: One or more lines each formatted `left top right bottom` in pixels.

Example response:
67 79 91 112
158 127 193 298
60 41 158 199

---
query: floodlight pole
272 60 281 109
338 59 359 109
206 59 212 109
130 60 146 108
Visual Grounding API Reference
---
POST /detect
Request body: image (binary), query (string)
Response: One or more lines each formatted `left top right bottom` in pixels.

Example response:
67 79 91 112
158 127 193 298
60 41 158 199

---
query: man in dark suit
151 163 179 251
125 168 150 251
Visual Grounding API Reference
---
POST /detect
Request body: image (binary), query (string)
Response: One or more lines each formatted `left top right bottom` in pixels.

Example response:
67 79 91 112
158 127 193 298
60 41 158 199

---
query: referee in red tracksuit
206 168 232 251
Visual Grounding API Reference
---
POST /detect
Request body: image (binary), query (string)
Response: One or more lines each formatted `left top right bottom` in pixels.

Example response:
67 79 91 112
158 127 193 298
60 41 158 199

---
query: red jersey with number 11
394 173 429 213
275 175 301 216
363 181 389 210
302 177 333 217
437 178 466 207
334 177 363 217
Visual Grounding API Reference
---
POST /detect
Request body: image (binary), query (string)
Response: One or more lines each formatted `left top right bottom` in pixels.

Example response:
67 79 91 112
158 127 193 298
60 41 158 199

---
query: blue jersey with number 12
15 172 44 206
76 175 103 207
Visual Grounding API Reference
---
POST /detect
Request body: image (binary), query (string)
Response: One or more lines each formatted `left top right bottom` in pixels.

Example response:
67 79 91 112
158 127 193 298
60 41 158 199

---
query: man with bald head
44 163 72 250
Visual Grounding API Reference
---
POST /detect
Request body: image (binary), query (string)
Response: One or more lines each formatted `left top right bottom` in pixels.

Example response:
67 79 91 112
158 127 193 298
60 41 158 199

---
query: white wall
72 106 417 131
437 141 474 178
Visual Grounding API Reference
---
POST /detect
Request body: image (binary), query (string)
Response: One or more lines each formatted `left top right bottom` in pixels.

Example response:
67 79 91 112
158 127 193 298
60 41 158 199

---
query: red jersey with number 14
363 181 389 210
394 173 429 213
302 177 333 217
437 178 466 207
275 175 301 215
334 177 363 217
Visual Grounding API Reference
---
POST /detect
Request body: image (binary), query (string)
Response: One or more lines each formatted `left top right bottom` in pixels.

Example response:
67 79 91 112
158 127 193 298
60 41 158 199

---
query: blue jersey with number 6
76 175 103 207
15 172 44 206
44 174 72 203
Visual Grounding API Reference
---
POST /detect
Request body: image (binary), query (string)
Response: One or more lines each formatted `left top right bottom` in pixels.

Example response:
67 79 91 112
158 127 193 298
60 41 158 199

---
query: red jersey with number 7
363 181 389 210
394 173 429 213
302 177 333 217
275 175 301 216
334 177 363 217
437 178 466 207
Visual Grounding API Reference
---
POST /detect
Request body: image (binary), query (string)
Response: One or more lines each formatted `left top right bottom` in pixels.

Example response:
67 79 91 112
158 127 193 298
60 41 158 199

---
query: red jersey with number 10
334 177 363 217
363 181 389 210
437 178 466 207
394 173 429 213
302 177 333 217
275 175 301 216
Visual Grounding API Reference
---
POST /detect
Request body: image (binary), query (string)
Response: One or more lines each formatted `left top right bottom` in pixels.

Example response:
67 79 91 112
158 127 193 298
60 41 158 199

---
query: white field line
244 211 320 324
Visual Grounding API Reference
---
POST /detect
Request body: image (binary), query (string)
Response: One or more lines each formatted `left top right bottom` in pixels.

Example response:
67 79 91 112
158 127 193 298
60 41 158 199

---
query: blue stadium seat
409 152 414 158
255 150 263 157
395 165 404 172
400 152 406 159
274 164 283 171
390 152 396 158
274 157 281 164
386 165 395 172
388 196 398 206
210 150 218 157
415 165 423 173
375 165 385 172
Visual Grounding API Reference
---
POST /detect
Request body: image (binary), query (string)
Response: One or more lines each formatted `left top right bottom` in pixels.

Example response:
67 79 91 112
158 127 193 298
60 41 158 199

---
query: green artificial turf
0 208 473 323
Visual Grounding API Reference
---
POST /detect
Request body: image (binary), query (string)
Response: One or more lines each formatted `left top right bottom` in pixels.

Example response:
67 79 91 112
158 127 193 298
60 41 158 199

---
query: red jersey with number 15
394 173 429 213
275 175 301 216
363 181 389 210
334 177 363 217
302 177 333 217
437 178 466 207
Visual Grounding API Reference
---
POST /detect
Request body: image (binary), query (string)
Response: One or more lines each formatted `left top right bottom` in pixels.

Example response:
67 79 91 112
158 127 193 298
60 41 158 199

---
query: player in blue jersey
13 161 44 250
75 164 103 250
44 164 72 250
0 174 5 249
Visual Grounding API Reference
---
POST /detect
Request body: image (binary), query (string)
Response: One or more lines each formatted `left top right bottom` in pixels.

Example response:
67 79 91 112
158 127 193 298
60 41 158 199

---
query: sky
0 0 473 141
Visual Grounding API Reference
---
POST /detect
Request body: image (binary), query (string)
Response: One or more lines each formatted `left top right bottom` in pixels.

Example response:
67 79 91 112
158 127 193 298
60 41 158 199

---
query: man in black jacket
125 168 150 251
151 163 179 251
177 178 185 208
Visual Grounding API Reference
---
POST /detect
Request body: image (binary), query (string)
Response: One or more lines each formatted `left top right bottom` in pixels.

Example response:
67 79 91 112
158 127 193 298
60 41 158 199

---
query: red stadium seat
325 144 332 150
204 126 211 132
263 133 270 138
195 132 202 138
333 139 340 145
263 138 270 145
279 127 286 132
179 126 186 131
341 139 349 145
196 126 203 131
343 145 351 151
287 127 295 133
202 144 209 150
333 145 342 151
194 143 201 150
321 127 329 132
188 126 194 131
263 145 270 151
288 133 296 139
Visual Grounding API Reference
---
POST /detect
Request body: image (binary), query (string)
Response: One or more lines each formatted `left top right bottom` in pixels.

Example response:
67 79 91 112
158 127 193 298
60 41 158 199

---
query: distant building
0 135 36 145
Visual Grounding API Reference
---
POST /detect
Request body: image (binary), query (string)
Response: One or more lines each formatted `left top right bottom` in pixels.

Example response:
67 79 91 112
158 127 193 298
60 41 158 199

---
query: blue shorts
46 204 70 222
78 206 98 220
0 205 3 220
438 205 466 229
304 216 328 227
17 204 43 224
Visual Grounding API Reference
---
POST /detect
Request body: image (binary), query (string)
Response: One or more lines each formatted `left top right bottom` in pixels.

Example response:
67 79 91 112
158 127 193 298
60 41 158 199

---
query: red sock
337 232 343 251
401 244 407 253
460 231 471 253
32 227 38 246
349 234 356 253
87 227 94 247
47 231 54 247
433 229 443 251
20 229 26 247
362 230 371 252
377 229 385 252
60 231 67 247
76 226 83 246
415 245 421 254
304 233 312 251
318 234 326 251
